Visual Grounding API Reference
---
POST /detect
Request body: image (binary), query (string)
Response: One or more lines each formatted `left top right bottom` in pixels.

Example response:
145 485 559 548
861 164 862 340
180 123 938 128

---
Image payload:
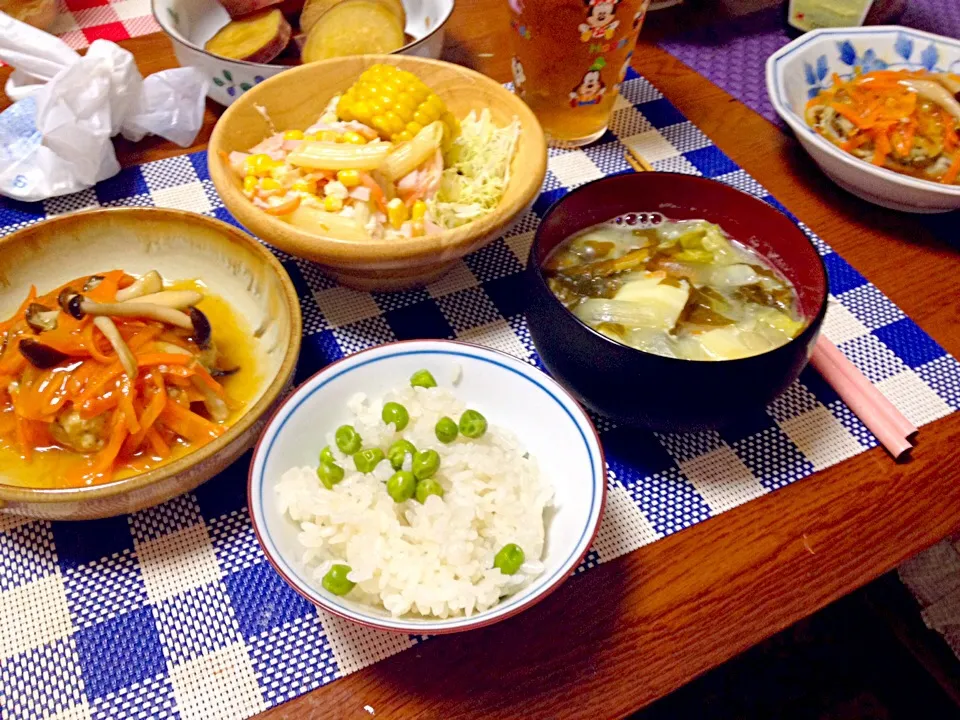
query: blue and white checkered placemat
2 69 959 720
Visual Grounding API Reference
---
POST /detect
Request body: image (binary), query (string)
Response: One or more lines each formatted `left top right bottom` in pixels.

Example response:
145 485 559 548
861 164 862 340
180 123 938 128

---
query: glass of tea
507 0 652 147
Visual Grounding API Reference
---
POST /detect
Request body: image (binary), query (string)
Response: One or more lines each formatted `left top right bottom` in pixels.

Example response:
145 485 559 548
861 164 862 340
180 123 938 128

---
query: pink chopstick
809 336 916 459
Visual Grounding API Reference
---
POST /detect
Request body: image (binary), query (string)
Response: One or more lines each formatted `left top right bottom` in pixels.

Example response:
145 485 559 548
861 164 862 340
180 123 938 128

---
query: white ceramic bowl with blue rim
766 26 960 213
248 339 607 634
152 0 455 107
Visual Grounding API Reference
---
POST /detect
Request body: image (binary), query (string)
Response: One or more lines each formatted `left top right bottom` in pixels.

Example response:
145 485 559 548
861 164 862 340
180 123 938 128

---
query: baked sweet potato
218 0 287 19
299 0 405 36
205 8 292 64
302 0 404 62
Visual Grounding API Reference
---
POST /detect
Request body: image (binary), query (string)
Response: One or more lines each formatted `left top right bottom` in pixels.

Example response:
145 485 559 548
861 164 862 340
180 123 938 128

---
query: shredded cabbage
428 109 521 229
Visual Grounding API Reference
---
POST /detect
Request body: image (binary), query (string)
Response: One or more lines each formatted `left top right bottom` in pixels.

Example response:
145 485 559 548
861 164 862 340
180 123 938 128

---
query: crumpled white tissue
0 11 209 202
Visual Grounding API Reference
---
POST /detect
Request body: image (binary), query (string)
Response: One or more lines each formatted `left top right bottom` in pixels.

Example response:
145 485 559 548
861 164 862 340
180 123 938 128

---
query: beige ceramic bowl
208 55 547 291
0 208 302 520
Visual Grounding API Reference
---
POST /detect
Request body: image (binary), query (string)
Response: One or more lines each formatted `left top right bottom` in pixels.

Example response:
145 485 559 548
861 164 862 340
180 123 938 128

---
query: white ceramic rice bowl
152 0 455 106
766 26 960 213
248 340 607 634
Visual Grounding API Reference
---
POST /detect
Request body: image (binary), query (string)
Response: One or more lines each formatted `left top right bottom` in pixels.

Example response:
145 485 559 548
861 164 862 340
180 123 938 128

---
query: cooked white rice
275 381 553 619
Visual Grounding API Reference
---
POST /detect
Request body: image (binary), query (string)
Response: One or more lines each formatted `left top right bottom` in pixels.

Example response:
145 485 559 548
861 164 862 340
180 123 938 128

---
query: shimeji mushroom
59 290 194 330
114 270 162 302
123 290 203 309
25 303 60 333
93 316 138 380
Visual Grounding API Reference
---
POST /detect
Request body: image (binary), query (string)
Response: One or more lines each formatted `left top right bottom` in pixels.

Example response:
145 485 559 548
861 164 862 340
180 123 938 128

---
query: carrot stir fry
805 69 960 184
0 271 241 486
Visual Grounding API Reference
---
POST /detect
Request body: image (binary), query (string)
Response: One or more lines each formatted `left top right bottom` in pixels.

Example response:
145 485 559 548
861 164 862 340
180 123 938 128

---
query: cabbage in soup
543 219 804 361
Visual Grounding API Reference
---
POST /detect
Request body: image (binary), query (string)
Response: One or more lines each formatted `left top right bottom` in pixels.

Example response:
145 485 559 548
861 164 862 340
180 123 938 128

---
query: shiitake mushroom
19 339 69 369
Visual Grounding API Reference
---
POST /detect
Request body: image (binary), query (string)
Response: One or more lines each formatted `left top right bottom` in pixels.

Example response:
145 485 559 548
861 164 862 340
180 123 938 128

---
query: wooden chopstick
624 148 654 173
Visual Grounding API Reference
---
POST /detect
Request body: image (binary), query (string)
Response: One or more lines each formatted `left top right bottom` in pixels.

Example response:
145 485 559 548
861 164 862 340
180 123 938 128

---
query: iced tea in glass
508 0 651 146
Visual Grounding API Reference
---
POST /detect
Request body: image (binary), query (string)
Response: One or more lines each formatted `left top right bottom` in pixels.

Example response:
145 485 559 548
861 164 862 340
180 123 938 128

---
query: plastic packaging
0 12 209 201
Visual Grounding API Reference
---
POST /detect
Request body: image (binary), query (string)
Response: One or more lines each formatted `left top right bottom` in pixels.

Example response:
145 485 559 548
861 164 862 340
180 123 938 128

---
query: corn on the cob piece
337 64 459 143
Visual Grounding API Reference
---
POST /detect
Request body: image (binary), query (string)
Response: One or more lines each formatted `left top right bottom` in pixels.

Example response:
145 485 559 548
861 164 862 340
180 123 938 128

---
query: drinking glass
507 0 652 147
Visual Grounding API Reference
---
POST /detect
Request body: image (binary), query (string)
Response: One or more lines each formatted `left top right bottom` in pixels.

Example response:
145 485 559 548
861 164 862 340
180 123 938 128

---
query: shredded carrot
146 427 170 458
841 133 869 152
263 195 301 216
808 69 960 184
136 353 195 367
85 322 115 364
358 172 388 212
117 378 140 435
0 271 242 486
158 403 224 444
126 376 167 452
190 362 226 398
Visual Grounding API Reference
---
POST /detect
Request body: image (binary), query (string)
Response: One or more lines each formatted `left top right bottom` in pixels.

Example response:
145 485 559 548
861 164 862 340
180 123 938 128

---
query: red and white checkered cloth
47 0 160 50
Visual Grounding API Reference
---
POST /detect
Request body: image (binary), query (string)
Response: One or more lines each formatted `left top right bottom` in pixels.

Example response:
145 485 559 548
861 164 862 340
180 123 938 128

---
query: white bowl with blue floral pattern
152 0 454 107
766 26 960 213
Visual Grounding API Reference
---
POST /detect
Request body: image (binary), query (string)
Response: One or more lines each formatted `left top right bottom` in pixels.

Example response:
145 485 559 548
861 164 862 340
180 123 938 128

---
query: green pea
321 564 355 596
493 543 525 575
435 416 458 444
387 439 417 471
412 449 440 479
335 425 362 454
459 409 487 439
381 402 409 431
410 369 437 389
353 447 384 474
319 445 335 464
316 460 345 489
387 470 416 502
415 478 444 504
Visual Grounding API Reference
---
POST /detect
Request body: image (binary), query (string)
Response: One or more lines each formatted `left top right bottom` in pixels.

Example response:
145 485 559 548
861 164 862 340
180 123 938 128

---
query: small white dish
151 0 455 106
766 25 960 213
248 340 607 634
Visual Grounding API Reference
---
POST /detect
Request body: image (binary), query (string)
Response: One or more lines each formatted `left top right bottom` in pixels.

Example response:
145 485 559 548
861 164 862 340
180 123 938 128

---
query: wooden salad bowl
208 55 547 291
0 208 302 520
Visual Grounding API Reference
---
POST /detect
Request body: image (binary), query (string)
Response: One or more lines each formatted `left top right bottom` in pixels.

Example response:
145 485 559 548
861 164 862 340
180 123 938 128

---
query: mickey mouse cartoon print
511 56 527 95
570 69 606 107
578 0 621 42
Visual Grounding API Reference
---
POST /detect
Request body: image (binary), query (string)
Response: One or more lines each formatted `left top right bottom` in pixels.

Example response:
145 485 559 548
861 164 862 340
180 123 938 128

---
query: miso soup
543 218 805 361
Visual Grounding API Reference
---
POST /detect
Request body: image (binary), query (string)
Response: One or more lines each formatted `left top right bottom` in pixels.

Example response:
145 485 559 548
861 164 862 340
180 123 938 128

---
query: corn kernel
337 170 361 187
283 129 304 140
324 195 343 212
411 220 426 237
413 110 431 127
318 131 339 143
259 177 281 191
383 112 405 135
244 153 276 178
395 130 412 142
303 133 318 142
243 175 257 193
405 121 423 136
411 200 427 221
342 131 367 145
387 198 408 229
396 92 416 112
292 178 318 194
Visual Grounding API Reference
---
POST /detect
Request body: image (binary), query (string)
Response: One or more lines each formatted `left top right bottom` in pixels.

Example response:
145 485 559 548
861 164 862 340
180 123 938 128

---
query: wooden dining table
3 2 959 717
